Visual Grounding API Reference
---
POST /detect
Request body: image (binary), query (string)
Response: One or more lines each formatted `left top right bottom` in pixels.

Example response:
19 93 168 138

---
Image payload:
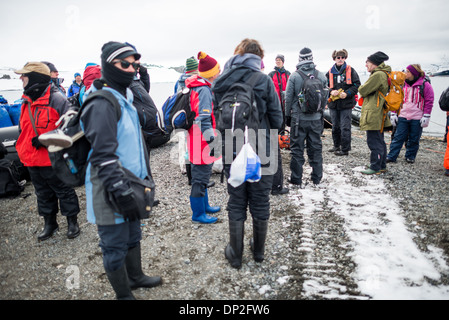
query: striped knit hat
197 51 220 79
101 41 141 64
185 56 198 74
299 47 313 62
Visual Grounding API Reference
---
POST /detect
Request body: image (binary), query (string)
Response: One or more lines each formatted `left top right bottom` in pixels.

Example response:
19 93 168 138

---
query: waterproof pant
329 108 352 152
190 163 212 198
271 145 284 191
387 118 423 162
366 130 387 171
290 119 323 184
444 124 449 170
224 164 273 221
27 166 80 218
97 220 142 272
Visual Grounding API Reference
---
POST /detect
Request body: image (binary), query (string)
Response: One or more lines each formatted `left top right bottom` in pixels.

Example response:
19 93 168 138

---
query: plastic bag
228 127 261 187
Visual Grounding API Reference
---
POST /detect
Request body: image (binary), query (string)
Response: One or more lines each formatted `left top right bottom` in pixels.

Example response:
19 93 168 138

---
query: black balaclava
23 72 51 101
100 41 141 96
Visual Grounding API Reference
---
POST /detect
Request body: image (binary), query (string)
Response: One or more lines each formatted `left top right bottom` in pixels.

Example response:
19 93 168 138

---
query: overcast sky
1 0 448 74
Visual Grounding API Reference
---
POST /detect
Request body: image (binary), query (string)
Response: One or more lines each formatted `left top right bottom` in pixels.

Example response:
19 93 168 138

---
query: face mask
101 61 136 95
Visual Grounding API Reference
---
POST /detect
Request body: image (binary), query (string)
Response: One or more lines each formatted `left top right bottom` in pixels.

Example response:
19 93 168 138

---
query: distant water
1 78 448 137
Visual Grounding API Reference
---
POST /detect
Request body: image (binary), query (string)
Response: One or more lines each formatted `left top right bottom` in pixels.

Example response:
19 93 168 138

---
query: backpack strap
82 89 122 121
244 71 264 88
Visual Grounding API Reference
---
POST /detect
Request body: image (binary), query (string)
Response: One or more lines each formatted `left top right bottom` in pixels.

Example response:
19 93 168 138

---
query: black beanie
101 41 141 65
367 51 389 66
100 41 141 96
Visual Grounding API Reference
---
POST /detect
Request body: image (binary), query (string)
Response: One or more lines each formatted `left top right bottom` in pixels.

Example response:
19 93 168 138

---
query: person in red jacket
268 54 290 127
186 52 222 224
14 62 80 241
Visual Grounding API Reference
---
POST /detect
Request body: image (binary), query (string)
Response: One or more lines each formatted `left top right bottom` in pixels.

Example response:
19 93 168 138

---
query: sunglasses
113 59 140 70
336 56 346 60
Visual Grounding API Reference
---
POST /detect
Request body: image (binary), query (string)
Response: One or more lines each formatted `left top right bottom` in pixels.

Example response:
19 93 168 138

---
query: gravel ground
1 126 448 301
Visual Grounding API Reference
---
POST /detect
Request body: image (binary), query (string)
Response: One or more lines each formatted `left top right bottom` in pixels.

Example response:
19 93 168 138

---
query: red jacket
17 85 72 166
185 75 219 165
268 67 290 108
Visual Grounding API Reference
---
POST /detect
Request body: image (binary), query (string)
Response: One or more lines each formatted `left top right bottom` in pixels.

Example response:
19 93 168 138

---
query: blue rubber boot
190 196 218 224
204 189 221 214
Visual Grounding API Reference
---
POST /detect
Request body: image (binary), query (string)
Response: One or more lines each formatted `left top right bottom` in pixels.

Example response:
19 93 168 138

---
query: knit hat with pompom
197 51 220 79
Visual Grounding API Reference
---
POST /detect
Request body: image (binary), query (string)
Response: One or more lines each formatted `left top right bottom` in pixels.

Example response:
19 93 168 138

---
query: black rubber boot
250 218 269 262
66 215 80 239
105 264 136 300
125 244 162 290
37 215 58 241
224 220 245 269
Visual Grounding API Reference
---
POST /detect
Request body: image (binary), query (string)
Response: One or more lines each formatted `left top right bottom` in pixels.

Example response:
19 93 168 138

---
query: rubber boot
190 196 217 224
250 218 269 262
125 244 162 290
224 220 245 269
204 189 220 214
105 264 136 300
37 215 59 241
66 215 80 239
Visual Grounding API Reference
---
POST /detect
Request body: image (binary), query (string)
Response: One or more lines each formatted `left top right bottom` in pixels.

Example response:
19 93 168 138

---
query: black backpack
297 70 327 113
215 71 263 161
0 158 24 197
48 88 121 187
439 86 449 112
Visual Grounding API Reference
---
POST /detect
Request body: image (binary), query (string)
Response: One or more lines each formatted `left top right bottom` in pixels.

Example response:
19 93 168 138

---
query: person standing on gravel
14 62 81 241
80 42 162 300
386 64 434 164
326 49 361 156
284 47 327 186
212 39 283 269
358 51 392 175
186 51 222 224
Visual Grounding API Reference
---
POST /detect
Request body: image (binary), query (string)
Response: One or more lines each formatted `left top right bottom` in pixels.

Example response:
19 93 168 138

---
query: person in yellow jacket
358 52 392 175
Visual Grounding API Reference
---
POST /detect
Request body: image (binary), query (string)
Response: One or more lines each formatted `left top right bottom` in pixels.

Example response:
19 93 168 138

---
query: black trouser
190 163 212 198
366 130 387 171
28 166 80 218
330 108 352 152
290 119 323 184
224 164 273 221
271 145 284 191
97 220 141 272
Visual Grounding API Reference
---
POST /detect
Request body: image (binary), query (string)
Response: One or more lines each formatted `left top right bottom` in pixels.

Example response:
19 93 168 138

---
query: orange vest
328 65 352 89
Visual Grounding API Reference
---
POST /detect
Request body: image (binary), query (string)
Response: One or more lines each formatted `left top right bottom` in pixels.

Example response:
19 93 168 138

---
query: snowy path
287 164 449 300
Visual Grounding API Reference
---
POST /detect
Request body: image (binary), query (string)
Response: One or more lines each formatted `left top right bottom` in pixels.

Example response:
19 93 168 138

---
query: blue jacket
67 81 83 97
80 86 148 225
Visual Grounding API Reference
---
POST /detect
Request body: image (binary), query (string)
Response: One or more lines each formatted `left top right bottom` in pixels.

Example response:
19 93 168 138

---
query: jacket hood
185 74 211 89
296 61 316 72
371 62 391 74
223 53 261 73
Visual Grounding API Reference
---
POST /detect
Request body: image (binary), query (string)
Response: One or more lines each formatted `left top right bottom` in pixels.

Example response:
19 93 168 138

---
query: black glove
285 116 292 128
111 188 140 222
207 136 215 157
138 65 148 77
186 111 197 129
31 136 44 150
0 142 7 159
